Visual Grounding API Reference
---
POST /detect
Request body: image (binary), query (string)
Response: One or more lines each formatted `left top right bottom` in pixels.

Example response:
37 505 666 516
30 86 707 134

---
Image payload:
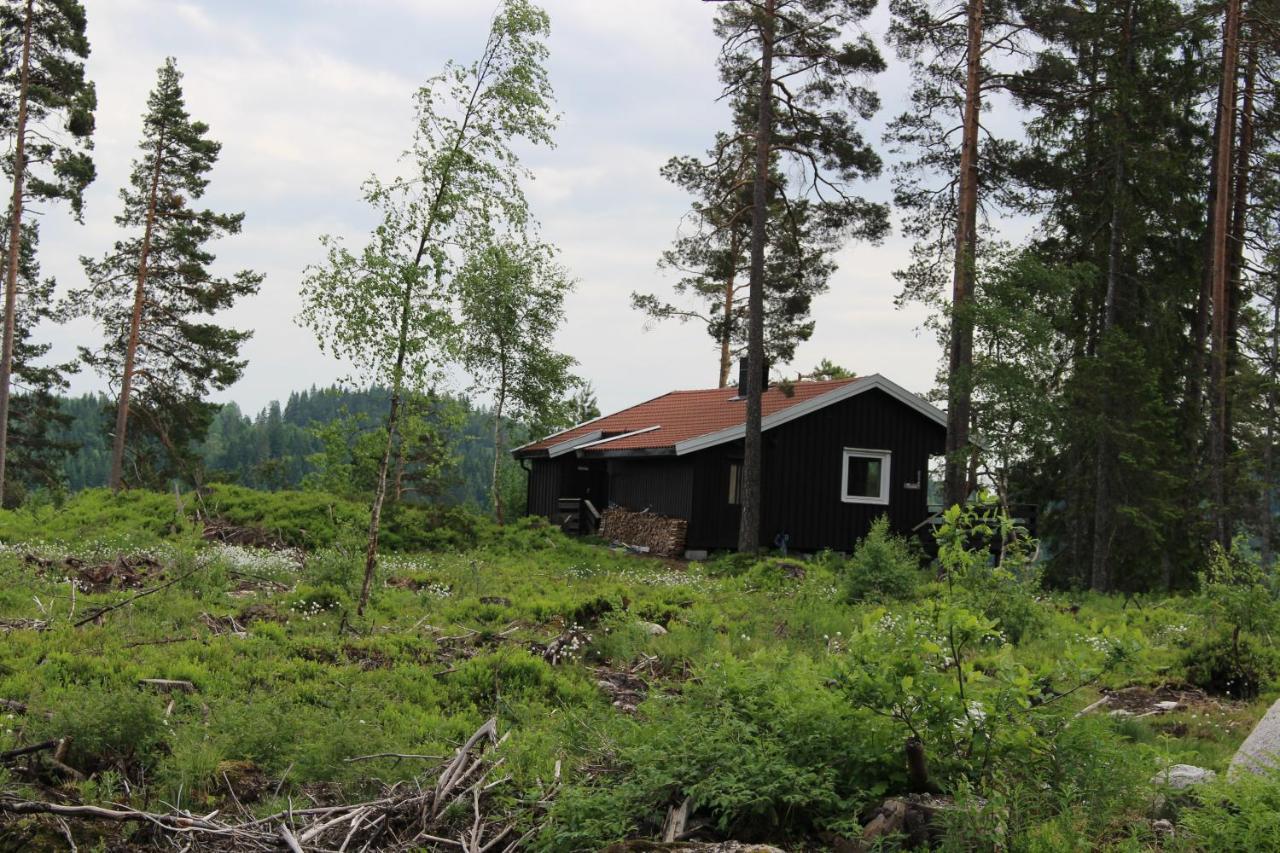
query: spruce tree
708 0 889 552
74 58 261 489
0 0 95 504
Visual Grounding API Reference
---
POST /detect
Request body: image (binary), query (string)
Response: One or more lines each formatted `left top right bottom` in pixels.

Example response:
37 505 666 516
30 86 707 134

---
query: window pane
846 456 882 498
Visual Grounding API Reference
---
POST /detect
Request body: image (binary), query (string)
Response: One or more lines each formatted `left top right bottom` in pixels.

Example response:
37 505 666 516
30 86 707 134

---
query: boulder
640 621 668 637
1229 697 1280 779
1151 764 1216 790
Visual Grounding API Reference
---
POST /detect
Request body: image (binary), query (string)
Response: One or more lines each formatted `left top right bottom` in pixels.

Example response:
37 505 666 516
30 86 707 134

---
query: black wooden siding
526 458 562 520
608 458 694 518
524 387 944 553
685 387 945 551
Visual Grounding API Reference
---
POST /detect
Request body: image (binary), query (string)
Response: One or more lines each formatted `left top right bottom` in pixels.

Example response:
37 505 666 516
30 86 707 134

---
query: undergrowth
0 490 1276 850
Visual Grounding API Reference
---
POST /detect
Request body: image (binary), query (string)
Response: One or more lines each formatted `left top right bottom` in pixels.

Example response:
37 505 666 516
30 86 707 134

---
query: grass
0 490 1276 850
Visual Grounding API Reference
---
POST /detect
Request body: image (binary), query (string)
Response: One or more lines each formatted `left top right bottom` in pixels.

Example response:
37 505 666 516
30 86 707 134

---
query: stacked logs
599 507 688 557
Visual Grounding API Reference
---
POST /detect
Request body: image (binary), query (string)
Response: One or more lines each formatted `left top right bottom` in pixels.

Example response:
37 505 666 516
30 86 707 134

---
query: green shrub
1183 634 1279 699
33 687 165 773
840 516 922 603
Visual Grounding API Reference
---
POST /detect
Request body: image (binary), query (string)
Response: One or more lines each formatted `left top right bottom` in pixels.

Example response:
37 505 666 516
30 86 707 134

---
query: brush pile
0 719 554 852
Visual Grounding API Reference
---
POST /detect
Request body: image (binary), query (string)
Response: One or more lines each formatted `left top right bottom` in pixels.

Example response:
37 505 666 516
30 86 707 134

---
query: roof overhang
671 374 946 456
547 430 603 457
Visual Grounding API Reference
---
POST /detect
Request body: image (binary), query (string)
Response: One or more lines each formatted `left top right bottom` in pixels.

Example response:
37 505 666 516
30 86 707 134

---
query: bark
356 44 494 615
491 360 507 525
1208 0 1243 548
943 0 984 509
1264 294 1278 567
717 233 741 388
108 131 167 491
1090 0 1134 593
0 0 35 507
737 0 775 554
1223 38 1256 508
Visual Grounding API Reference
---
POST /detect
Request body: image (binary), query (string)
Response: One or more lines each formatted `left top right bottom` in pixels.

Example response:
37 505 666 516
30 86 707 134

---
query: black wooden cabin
512 370 947 553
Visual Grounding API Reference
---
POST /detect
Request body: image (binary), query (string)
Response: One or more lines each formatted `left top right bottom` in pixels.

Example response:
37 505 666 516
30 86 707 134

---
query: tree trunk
1223 36 1255 516
109 134 166 491
737 0 775 554
1264 293 1278 567
1208 0 1242 549
717 231 741 389
1089 0 1135 593
491 362 507 525
943 0 984 509
0 0 35 507
359 383 402 617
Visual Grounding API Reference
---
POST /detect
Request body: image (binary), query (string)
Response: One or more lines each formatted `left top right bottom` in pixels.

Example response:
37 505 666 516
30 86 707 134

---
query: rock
1151 818 1175 837
1229 697 1280 779
1153 700 1180 711
640 621 668 636
683 549 709 561
1152 764 1216 790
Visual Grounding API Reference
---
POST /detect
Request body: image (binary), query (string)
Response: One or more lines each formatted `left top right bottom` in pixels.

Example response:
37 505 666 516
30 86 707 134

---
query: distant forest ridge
56 386 521 510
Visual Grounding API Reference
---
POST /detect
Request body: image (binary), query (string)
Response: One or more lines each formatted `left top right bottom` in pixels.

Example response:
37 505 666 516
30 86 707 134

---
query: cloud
35 0 949 419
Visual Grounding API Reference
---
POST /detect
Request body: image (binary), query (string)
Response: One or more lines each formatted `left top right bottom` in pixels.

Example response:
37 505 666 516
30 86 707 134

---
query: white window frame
841 448 892 505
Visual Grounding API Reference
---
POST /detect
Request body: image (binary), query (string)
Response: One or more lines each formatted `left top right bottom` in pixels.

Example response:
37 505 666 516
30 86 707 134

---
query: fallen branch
138 678 196 694
73 567 202 628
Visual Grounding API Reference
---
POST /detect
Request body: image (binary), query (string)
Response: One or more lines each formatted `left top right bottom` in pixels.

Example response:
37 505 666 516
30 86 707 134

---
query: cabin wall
526 458 562 521
607 457 694 519
686 387 946 552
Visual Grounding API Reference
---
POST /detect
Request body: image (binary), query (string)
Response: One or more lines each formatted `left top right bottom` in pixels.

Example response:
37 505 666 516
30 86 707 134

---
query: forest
0 0 1279 849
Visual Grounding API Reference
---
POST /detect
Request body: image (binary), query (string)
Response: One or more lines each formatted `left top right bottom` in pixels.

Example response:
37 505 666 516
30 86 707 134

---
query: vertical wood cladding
524 387 944 553
526 458 562 520
608 458 694 518
686 387 945 551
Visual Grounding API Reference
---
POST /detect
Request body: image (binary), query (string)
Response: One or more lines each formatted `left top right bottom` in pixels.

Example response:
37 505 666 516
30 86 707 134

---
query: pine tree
0 0 95 504
887 0 1025 507
74 58 261 489
708 0 890 552
633 119 839 387
3 221 74 501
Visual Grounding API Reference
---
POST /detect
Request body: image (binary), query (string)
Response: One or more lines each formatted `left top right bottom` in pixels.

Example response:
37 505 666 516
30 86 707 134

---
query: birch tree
454 241 575 523
75 58 260 489
0 0 95 504
299 0 557 615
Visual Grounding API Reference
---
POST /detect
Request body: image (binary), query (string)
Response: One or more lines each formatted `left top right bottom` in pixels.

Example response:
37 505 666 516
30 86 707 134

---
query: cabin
512 363 947 555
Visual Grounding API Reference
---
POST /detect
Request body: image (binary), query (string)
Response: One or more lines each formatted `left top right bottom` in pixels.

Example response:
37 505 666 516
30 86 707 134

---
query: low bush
839 516 922 603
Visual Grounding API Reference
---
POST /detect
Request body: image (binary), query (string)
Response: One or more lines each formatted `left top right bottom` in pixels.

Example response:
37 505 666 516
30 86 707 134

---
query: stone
640 621 668 636
1151 819 1175 837
1151 764 1216 790
1229 697 1280 779
683 549 709 561
1153 700 1180 711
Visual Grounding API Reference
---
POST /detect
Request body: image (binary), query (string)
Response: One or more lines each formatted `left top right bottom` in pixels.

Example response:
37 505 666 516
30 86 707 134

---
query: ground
0 501 1276 851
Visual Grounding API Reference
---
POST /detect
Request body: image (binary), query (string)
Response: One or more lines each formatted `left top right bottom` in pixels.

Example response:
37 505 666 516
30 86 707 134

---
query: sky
38 0 955 417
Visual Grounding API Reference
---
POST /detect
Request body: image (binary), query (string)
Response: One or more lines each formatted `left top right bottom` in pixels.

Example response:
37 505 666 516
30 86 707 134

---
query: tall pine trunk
1089 0 1134 593
943 0 984 509
1207 0 1242 548
717 232 740 389
0 0 35 507
109 135 166 491
1223 38 1256 505
737 0 775 554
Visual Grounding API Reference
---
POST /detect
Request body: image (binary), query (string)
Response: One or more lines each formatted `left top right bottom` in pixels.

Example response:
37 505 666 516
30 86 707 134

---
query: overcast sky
39 0 954 416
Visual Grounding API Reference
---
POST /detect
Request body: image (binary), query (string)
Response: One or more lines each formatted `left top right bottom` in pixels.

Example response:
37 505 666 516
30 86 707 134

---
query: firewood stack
599 507 688 557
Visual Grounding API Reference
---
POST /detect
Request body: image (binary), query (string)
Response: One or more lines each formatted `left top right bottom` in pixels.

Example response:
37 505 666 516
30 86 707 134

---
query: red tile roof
514 376 868 457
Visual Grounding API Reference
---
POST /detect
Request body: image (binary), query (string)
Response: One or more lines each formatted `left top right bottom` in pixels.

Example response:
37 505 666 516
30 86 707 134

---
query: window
728 462 742 505
841 448 891 505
